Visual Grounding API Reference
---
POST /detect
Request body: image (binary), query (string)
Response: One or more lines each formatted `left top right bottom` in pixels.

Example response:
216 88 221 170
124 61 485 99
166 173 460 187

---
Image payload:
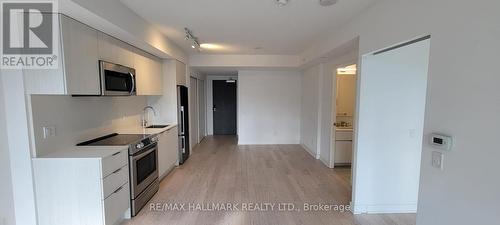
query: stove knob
136 143 144 149
151 136 158 142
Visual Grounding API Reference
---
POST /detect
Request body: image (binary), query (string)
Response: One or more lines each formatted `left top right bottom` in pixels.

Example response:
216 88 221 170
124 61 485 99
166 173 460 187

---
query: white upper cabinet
134 51 163 96
24 14 163 96
97 33 135 68
176 61 187 86
24 15 100 95
61 16 100 95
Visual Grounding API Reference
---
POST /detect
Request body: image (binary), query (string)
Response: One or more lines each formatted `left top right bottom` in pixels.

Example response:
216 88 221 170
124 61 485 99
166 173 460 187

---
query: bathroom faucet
142 106 157 128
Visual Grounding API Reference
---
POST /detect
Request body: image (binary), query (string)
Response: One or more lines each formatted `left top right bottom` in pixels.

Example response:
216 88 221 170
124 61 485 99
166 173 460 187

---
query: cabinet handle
113 186 123 194
112 151 121 156
112 167 122 174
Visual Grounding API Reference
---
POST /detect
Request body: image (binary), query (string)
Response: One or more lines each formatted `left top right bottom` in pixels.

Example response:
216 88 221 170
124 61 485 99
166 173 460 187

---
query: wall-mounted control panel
430 133 452 151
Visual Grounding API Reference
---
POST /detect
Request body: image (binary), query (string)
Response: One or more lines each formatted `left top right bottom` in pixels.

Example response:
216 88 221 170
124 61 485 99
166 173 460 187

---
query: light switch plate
432 151 444 170
42 126 56 139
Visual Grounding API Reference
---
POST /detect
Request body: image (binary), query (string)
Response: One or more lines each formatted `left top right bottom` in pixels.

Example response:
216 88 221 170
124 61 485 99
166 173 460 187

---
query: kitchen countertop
336 128 353 132
118 123 178 135
36 145 129 159
36 124 178 159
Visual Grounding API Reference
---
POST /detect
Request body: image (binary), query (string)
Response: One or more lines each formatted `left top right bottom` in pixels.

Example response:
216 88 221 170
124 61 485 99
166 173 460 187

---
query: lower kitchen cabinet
158 126 179 179
334 141 353 165
334 130 353 165
32 147 130 225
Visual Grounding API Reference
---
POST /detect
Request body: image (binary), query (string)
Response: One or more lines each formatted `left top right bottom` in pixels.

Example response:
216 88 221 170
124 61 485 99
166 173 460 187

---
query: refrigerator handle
180 106 185 135
181 136 185 154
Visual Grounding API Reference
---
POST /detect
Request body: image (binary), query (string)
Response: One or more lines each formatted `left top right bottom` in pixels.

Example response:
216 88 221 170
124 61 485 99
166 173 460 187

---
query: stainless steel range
77 133 159 216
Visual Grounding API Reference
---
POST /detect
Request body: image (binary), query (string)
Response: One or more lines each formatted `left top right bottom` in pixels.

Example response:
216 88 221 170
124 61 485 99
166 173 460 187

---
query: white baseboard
300 143 319 159
319 156 332 168
352 203 417 214
238 140 300 145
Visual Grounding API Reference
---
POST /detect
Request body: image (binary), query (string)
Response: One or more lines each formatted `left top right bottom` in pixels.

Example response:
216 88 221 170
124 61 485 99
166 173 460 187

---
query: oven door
100 61 136 96
130 143 158 198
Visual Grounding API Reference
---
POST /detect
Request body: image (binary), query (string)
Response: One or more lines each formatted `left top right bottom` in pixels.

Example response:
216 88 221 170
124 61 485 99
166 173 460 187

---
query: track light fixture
184 28 201 51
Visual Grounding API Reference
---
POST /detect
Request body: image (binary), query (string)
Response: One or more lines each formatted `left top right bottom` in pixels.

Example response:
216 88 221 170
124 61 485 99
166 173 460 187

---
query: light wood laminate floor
122 136 415 225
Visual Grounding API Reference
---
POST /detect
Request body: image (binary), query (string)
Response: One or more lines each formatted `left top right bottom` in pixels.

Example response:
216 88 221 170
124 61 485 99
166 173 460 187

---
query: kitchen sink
146 125 169 129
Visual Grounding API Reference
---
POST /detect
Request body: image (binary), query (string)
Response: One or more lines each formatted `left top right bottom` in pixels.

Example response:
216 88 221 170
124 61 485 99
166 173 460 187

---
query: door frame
189 76 199 147
198 79 207 141
206 75 238 135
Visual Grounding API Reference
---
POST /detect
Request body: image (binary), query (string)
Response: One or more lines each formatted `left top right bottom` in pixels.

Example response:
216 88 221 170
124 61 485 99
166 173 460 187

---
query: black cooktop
77 133 147 146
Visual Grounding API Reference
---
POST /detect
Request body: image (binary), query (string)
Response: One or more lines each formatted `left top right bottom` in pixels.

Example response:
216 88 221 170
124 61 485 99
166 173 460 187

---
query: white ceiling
120 0 378 55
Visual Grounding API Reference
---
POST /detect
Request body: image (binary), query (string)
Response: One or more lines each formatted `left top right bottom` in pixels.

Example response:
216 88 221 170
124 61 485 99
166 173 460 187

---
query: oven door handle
133 144 157 159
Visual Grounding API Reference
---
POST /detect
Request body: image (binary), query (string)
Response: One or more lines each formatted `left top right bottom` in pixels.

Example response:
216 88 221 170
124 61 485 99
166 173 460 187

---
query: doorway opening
212 79 237 135
332 64 357 168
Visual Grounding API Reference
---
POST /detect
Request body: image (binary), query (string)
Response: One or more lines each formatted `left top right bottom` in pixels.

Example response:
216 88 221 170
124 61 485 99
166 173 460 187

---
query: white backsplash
30 95 148 157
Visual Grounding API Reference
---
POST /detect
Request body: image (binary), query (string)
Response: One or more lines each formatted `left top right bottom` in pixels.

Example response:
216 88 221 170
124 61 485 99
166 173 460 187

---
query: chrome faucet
141 106 157 128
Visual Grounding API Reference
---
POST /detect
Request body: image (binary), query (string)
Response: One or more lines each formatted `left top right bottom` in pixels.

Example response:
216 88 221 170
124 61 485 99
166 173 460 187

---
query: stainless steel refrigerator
177 85 190 164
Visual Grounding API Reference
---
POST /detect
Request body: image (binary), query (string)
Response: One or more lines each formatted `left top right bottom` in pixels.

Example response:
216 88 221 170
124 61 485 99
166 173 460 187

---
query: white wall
301 0 500 223
300 65 321 158
238 70 301 145
300 46 359 165
0 76 16 225
353 39 430 213
30 95 147 156
189 54 301 68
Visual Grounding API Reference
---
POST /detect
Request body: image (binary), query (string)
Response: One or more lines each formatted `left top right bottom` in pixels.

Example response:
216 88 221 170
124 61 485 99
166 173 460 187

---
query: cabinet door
334 141 353 164
61 16 100 95
157 131 169 178
97 33 134 67
135 52 163 96
150 58 163 95
176 61 187 86
165 127 179 167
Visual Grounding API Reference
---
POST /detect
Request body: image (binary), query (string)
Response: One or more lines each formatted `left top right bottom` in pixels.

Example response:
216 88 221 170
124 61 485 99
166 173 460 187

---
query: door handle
180 106 185 135
181 136 186 153
213 105 217 112
129 72 135 94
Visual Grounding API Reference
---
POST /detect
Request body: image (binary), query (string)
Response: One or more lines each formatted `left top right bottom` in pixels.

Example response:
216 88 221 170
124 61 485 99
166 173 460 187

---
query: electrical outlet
432 151 444 170
42 126 56 139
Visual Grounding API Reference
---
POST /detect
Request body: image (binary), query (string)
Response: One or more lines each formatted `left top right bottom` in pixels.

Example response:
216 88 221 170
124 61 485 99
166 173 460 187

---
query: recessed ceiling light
275 0 290 7
319 0 339 7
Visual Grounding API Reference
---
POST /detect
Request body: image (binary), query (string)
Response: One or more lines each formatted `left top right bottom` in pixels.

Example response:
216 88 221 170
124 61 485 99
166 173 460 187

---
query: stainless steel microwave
99 60 136 96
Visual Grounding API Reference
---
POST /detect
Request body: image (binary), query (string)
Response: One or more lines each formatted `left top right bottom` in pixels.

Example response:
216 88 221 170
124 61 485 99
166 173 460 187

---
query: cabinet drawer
102 149 128 178
102 165 129 199
335 131 353 141
103 183 129 225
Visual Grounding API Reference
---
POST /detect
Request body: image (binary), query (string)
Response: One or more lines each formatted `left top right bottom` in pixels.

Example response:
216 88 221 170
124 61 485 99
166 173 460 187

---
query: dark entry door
213 80 237 135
